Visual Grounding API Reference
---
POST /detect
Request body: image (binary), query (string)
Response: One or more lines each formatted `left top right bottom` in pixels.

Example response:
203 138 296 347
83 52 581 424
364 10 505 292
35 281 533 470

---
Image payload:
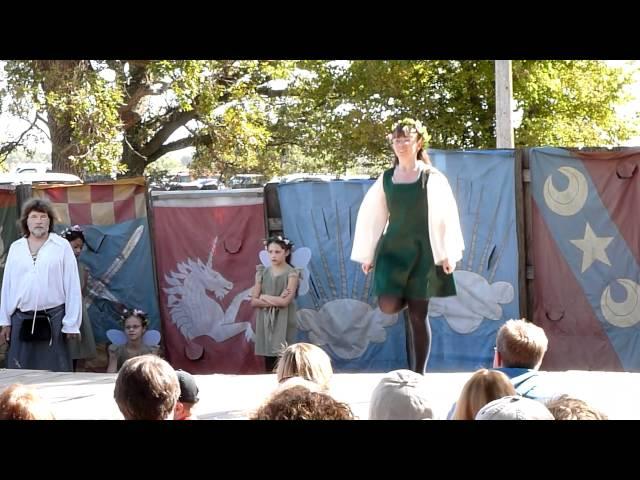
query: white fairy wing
290 247 312 296
143 329 161 347
259 249 270 267
290 247 311 268
106 329 127 346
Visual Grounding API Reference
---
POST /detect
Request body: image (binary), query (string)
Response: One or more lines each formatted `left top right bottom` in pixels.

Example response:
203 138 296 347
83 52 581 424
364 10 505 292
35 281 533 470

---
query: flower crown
60 224 83 238
122 308 147 320
264 235 294 248
392 118 431 145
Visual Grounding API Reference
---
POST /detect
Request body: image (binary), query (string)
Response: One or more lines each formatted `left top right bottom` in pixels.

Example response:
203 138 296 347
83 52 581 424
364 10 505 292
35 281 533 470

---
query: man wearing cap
475 395 554 420
175 369 199 420
368 369 434 420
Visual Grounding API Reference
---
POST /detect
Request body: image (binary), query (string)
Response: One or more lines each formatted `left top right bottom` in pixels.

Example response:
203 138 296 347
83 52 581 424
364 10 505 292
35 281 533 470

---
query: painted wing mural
278 181 404 372
279 150 521 372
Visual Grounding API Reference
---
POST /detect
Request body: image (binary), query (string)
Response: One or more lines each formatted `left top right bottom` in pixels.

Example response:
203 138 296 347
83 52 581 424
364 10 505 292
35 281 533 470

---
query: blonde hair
276 343 333 391
546 395 608 420
0 384 55 420
496 319 548 369
453 369 516 420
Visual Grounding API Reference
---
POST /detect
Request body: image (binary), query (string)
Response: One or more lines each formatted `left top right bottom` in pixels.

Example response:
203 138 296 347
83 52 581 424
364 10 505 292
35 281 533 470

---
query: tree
1 60 637 178
273 60 639 171
1 60 296 177
1 60 123 175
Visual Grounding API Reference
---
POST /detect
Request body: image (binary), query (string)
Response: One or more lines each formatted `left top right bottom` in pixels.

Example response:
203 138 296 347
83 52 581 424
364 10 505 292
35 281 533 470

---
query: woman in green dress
61 225 97 371
351 119 464 374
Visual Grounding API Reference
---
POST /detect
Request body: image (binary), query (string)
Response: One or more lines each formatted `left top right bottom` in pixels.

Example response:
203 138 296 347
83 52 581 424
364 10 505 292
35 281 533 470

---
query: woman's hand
442 258 455 274
362 262 374 274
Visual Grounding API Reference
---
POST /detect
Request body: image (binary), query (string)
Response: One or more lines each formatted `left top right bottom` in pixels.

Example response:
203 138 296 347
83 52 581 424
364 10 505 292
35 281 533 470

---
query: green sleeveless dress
373 168 457 300
254 264 301 357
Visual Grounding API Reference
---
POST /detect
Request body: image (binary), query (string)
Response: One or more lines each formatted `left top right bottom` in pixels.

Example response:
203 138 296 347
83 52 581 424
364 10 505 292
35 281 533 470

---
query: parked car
229 174 267 189
279 173 335 183
0 171 82 186
167 172 202 191
198 177 223 190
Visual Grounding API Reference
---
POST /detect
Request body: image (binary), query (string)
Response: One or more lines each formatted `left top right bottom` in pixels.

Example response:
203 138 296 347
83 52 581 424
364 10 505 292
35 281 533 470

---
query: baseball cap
176 369 199 404
369 369 433 420
475 395 553 420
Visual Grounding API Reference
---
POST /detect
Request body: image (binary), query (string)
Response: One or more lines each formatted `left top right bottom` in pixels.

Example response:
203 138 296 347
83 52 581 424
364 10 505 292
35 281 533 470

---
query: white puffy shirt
351 161 465 266
0 233 82 333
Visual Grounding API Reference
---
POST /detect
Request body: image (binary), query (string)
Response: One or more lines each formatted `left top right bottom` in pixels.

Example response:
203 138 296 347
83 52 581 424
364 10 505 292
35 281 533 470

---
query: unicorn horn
207 237 218 269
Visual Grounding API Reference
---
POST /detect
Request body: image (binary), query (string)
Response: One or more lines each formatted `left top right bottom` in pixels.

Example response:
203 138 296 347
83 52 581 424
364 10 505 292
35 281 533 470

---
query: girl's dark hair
19 198 56 237
120 308 149 329
265 235 294 267
60 225 85 243
389 119 432 167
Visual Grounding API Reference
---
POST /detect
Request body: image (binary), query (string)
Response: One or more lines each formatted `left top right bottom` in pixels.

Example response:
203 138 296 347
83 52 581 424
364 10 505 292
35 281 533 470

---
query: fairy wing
106 329 127 346
290 247 312 296
143 329 161 347
259 249 270 268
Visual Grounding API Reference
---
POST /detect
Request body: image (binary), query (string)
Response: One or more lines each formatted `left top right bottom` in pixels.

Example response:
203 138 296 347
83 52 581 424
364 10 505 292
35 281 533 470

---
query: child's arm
250 279 272 308
259 274 299 307
106 344 118 373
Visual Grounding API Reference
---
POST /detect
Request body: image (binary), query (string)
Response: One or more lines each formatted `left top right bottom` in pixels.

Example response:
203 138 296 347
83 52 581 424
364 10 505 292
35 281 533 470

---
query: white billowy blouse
350 161 465 266
0 233 82 333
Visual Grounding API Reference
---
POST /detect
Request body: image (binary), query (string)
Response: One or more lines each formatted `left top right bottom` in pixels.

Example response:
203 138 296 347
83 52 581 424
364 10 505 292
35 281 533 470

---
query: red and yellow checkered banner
33 177 147 226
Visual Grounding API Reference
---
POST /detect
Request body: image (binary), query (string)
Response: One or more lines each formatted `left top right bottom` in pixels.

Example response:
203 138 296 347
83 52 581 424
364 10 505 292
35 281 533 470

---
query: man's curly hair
251 385 354 420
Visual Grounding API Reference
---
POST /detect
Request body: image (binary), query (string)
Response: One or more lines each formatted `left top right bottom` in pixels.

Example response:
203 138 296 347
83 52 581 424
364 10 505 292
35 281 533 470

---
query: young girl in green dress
351 119 464 374
251 236 301 373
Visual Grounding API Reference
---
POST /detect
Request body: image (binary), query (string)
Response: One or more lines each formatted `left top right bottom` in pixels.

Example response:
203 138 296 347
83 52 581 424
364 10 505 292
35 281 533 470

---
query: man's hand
0 326 10 343
65 333 81 341
362 262 374 274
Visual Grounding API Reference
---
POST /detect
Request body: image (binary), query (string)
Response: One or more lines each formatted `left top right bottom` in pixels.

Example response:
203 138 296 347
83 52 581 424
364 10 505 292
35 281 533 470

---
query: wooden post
495 60 514 148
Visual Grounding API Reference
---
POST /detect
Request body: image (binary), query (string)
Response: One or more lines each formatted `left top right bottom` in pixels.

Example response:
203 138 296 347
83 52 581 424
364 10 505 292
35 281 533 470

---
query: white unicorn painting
163 237 255 344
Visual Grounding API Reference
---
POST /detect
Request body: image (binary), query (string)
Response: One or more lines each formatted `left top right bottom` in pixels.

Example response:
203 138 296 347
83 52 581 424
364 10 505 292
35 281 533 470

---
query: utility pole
495 60 514 148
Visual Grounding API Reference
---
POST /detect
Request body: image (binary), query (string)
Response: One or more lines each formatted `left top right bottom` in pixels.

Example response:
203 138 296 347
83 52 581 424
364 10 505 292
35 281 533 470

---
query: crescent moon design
600 279 640 328
543 166 588 216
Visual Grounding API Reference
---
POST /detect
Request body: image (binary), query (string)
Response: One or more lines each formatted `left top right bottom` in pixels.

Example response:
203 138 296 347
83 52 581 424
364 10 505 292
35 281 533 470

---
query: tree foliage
1 60 636 178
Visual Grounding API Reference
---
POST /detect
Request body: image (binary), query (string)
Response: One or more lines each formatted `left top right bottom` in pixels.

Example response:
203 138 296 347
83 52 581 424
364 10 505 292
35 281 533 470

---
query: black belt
18 304 64 316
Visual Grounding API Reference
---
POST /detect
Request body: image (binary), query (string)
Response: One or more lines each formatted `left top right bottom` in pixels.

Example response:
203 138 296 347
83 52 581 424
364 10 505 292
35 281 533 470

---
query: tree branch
124 136 148 161
265 139 304 148
139 109 198 157
35 113 51 140
146 134 211 164
0 116 39 158
256 85 290 97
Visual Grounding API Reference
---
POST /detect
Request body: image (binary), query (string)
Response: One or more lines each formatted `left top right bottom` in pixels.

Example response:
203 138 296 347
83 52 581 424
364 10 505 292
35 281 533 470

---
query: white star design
569 222 614 273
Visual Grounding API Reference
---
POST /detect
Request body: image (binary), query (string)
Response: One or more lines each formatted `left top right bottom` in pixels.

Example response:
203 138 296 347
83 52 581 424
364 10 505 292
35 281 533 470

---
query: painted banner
530 147 640 371
151 190 265 374
427 149 520 371
278 180 408 372
278 149 520 372
33 179 160 343
0 187 18 285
